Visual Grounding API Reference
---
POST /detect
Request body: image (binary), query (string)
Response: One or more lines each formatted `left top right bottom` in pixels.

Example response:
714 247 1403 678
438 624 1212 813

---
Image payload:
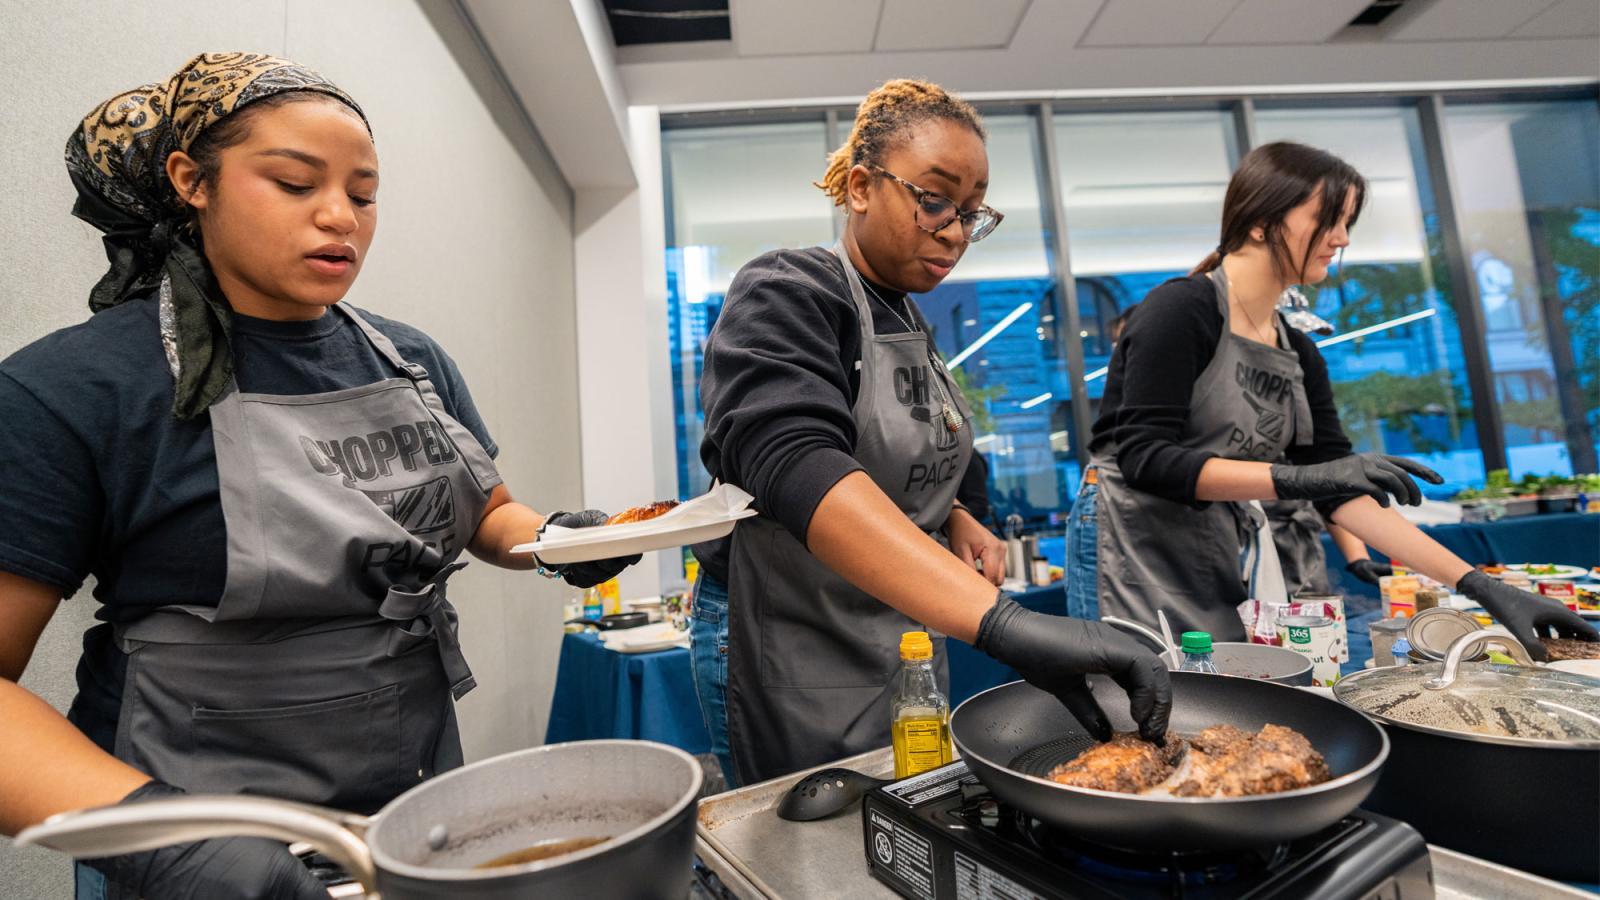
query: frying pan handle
1101 617 1178 667
14 795 379 896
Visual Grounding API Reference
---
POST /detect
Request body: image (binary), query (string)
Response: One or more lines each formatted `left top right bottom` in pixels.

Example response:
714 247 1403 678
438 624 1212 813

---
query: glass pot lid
1335 662 1600 746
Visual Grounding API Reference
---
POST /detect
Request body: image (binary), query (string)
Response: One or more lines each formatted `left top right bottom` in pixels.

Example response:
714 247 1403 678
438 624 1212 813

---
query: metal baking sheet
695 749 898 900
1431 845 1594 899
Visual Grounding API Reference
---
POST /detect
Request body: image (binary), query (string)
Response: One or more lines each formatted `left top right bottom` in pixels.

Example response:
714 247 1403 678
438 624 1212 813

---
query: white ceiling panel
733 0 882 56
1208 0 1372 44
1080 0 1240 46
1383 0 1558 42
874 0 1031 51
1511 0 1600 37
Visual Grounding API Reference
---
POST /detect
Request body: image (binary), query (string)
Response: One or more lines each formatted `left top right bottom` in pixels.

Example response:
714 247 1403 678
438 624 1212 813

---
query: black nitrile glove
1456 570 1598 662
975 596 1171 743
1345 558 1393 585
1270 453 1442 508
537 509 642 589
84 781 326 900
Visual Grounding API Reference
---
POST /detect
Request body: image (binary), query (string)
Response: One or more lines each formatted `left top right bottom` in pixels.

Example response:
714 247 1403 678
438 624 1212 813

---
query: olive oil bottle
890 631 952 778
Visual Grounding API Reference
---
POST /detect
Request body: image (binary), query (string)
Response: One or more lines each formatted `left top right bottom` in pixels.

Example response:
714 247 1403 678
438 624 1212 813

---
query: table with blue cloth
544 582 1070 751
1321 510 1599 601
544 631 710 753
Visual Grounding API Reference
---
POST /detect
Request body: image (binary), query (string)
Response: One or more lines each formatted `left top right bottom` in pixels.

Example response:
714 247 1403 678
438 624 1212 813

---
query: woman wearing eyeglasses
690 80 1170 787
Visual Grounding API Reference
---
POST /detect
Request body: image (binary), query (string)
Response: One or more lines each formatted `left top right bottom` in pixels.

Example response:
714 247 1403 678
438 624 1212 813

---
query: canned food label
1288 626 1311 644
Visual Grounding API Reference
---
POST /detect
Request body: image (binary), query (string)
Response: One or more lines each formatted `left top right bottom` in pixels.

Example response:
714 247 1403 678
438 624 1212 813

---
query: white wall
0 1 579 895
572 107 681 597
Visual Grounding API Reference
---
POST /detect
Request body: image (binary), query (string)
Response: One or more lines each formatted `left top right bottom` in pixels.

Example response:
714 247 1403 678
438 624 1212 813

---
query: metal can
1538 580 1578 610
1404 607 1483 661
1293 593 1348 663
1277 615 1342 686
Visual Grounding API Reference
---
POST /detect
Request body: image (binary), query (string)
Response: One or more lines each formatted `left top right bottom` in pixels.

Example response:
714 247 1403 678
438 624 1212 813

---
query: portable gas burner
862 760 1433 899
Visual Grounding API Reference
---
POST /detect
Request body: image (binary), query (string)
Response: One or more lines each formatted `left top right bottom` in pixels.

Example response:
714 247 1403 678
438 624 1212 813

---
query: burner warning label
884 760 970 807
954 851 1043 900
868 810 935 899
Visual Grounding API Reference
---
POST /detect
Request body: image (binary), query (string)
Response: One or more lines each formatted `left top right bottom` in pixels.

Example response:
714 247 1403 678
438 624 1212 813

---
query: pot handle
1425 631 1534 690
15 795 378 896
1101 616 1179 668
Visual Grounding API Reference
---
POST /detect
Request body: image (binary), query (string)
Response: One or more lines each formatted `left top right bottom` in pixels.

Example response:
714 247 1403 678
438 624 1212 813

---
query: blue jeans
75 864 107 900
1065 473 1100 621
689 572 737 786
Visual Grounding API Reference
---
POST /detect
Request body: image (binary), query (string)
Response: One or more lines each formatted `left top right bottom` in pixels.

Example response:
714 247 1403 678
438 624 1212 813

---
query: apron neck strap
832 240 875 327
335 304 433 385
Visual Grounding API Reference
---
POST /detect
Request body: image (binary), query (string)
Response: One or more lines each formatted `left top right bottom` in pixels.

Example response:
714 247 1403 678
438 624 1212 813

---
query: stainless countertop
694 748 1590 900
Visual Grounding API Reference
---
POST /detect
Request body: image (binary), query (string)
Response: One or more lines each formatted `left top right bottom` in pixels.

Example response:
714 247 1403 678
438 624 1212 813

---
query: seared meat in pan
1046 733 1185 793
1542 637 1600 661
1174 724 1329 797
1047 724 1329 797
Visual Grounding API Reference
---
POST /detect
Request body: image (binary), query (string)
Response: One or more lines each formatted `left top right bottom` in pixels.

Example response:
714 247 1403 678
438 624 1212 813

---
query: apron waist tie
379 562 476 699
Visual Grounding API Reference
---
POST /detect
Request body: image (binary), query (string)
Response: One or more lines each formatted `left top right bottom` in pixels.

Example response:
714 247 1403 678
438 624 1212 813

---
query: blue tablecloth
1321 511 1598 601
544 632 710 754
546 582 1070 752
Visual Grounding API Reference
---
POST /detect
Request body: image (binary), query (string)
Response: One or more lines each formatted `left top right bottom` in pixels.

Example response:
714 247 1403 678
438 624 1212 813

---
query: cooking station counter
693 749 1587 900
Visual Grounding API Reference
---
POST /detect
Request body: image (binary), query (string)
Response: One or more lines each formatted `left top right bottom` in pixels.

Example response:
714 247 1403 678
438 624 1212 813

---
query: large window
1255 105 1486 496
914 115 1056 529
662 121 833 499
1053 108 1240 483
659 90 1600 521
1443 100 1600 478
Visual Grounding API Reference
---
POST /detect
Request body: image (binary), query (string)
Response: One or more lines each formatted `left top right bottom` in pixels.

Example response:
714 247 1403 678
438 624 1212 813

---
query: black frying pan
950 674 1388 852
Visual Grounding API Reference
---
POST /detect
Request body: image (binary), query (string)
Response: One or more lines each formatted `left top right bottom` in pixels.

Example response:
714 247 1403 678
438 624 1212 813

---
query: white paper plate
1505 563 1589 580
598 623 691 654
513 484 757 564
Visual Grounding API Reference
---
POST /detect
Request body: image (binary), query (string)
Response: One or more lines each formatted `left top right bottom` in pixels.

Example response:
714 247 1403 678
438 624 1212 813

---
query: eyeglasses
870 166 1004 243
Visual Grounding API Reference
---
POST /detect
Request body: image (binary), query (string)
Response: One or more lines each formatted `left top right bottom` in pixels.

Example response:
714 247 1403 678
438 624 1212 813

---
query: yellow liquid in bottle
891 708 952 778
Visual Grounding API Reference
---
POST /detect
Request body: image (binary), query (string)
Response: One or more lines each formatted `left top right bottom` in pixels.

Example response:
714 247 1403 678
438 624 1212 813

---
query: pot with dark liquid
17 740 703 899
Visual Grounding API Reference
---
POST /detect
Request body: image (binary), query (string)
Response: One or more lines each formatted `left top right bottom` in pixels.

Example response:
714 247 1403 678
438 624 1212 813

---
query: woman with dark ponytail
1068 142 1595 659
692 79 1169 786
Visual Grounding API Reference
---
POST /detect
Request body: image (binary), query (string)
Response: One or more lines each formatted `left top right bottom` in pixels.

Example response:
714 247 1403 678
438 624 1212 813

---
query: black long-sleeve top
695 246 988 584
1089 275 1353 511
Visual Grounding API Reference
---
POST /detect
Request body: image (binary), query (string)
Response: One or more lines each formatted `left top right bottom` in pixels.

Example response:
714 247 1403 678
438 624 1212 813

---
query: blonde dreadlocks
816 79 985 206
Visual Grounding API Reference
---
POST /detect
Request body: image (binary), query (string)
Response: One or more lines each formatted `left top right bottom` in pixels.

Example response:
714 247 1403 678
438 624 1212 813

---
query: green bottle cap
1181 631 1213 653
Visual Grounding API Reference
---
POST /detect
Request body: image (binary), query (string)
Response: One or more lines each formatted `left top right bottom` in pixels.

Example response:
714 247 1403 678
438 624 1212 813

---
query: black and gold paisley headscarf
65 52 368 419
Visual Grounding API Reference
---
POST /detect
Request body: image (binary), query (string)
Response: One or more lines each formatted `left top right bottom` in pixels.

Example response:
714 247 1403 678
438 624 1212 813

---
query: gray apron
1263 498 1334 596
722 242 974 786
1092 269 1313 640
111 304 500 817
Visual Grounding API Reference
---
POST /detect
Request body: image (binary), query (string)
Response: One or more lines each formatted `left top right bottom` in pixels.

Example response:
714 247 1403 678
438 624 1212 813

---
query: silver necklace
857 272 965 433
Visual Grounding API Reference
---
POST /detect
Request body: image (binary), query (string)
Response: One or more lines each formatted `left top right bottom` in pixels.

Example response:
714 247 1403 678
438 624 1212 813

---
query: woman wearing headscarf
0 53 635 899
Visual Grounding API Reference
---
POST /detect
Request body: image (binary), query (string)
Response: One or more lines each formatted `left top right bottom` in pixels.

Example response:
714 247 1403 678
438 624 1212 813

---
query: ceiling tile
874 0 1032 51
1080 0 1241 47
1510 0 1600 37
732 0 881 56
1383 0 1558 41
1208 0 1372 44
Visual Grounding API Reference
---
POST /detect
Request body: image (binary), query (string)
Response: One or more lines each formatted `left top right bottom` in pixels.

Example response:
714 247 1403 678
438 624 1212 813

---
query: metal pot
1335 632 1600 882
1103 616 1314 686
17 740 702 899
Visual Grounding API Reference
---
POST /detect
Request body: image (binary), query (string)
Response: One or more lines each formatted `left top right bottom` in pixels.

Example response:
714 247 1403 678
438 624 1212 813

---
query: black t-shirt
1089 274 1352 507
696 246 988 584
0 295 497 750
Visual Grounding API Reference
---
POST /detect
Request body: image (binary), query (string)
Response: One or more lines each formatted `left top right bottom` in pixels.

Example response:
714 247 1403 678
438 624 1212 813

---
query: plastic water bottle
1392 637 1412 668
1179 632 1221 674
